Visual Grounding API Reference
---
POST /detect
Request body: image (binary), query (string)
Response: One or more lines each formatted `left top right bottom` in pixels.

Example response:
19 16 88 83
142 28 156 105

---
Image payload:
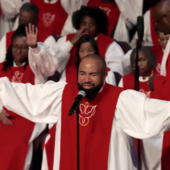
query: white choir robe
0 34 56 64
130 9 153 48
0 78 170 170
28 37 124 82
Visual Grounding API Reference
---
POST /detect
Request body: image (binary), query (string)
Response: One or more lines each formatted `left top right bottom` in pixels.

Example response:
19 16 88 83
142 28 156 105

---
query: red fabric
0 5 2 20
150 46 163 74
123 73 153 98
88 0 120 36
6 30 15 51
0 63 35 170
31 0 68 36
152 53 170 100
66 33 114 68
60 83 123 170
150 8 160 46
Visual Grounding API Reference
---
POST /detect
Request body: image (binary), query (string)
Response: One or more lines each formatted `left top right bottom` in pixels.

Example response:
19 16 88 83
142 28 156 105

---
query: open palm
23 23 38 47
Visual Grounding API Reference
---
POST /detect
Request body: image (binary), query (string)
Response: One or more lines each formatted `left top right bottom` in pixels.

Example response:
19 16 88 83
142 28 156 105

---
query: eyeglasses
12 45 28 51
158 37 170 42
154 15 166 25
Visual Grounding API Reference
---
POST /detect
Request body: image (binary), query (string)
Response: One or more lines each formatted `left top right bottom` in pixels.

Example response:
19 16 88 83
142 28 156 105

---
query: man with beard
0 54 170 170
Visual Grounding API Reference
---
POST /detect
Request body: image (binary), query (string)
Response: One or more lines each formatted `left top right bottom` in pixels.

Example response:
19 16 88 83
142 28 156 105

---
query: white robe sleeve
130 10 153 48
0 34 6 63
29 37 72 84
0 0 29 19
105 41 124 75
116 90 170 139
0 77 66 123
118 78 123 87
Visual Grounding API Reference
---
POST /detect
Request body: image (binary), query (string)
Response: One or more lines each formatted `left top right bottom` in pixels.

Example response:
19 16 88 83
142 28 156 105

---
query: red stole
88 0 120 36
123 73 152 98
60 83 123 170
0 63 35 170
151 46 163 74
6 30 49 51
66 33 114 68
0 62 35 84
150 8 160 46
31 0 68 36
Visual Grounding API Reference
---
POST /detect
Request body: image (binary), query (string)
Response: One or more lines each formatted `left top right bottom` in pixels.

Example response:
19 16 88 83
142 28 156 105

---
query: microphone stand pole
135 39 141 170
76 106 80 170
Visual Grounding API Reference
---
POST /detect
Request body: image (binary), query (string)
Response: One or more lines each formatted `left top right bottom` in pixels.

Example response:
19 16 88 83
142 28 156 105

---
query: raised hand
23 23 38 47
0 110 13 126
70 27 88 45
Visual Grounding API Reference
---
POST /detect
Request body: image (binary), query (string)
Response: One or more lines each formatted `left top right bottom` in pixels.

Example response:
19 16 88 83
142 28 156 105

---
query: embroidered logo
11 71 24 83
99 6 111 16
156 63 161 74
140 89 151 98
79 102 97 126
42 13 55 27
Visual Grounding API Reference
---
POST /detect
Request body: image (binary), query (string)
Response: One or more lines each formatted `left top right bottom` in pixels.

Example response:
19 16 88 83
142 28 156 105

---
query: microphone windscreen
78 90 86 97
137 16 144 42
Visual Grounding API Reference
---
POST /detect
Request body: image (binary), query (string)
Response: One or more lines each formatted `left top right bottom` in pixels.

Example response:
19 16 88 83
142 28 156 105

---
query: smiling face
78 56 107 99
79 42 95 60
12 37 28 66
80 16 98 38
133 52 152 77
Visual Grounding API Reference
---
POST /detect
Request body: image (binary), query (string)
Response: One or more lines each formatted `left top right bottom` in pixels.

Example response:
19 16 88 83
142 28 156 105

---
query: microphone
137 16 144 42
69 91 86 116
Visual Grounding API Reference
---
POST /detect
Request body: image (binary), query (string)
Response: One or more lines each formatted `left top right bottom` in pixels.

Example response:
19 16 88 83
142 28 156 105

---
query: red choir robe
150 7 160 47
31 0 68 36
44 83 123 170
65 33 114 68
87 0 120 37
150 46 163 75
0 63 36 170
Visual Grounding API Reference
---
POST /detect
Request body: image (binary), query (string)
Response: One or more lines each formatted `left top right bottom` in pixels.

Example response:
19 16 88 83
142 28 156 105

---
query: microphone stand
135 39 141 170
76 106 80 170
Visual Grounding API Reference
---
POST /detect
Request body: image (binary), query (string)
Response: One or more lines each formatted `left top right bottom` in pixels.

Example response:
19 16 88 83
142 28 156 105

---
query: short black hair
20 3 39 17
3 24 29 72
130 46 157 69
76 34 99 66
72 6 108 35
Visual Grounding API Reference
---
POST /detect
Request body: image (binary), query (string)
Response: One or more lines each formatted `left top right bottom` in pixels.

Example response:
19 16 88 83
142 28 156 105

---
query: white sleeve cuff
61 41 73 53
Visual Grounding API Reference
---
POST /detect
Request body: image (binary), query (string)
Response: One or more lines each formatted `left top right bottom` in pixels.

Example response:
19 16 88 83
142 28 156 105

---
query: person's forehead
13 37 27 45
79 58 102 71
81 15 96 22
19 10 35 18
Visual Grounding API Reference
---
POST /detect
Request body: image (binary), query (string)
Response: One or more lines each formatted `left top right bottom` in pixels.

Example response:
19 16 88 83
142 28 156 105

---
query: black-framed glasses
12 45 29 51
154 15 166 25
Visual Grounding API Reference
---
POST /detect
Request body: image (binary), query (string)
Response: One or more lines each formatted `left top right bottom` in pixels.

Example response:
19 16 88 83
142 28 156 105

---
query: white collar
13 61 26 67
44 0 57 4
139 71 153 82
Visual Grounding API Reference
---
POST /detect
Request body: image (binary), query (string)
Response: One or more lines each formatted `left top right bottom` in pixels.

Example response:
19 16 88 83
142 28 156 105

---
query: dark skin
19 10 39 26
148 0 170 91
70 16 98 45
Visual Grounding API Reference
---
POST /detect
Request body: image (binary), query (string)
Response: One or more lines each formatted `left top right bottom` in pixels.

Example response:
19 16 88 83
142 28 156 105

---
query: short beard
78 82 103 100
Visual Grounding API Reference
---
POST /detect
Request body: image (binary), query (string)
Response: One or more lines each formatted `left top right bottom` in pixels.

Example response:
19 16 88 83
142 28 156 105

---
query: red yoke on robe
66 33 114 68
87 0 120 37
31 0 68 36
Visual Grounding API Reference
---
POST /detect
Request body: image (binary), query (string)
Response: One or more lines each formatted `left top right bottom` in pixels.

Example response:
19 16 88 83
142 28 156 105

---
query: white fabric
0 78 170 169
160 38 170 76
0 33 56 67
29 36 124 84
130 10 153 48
